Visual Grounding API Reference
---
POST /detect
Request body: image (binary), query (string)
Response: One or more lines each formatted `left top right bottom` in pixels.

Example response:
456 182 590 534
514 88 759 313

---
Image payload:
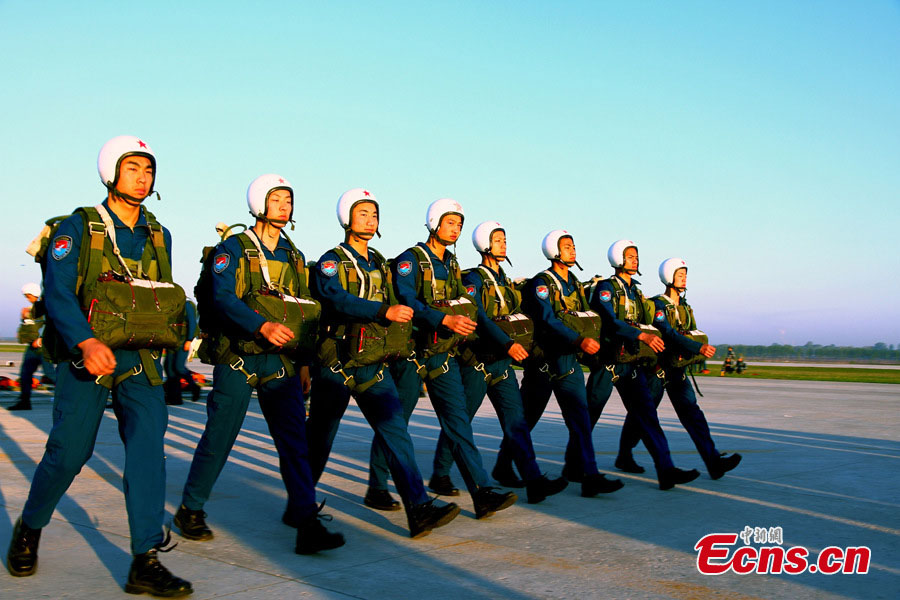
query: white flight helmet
472 220 510 265
337 188 380 236
542 229 581 269
21 283 41 297
425 198 464 233
472 221 503 254
659 257 688 287
608 239 638 268
97 135 156 194
541 229 572 261
247 174 293 222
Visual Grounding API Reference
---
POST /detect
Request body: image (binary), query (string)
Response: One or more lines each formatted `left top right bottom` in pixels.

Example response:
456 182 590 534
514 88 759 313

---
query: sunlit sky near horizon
1 1 898 346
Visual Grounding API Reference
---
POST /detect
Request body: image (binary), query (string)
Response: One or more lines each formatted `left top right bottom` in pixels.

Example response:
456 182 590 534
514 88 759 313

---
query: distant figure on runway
8 283 56 411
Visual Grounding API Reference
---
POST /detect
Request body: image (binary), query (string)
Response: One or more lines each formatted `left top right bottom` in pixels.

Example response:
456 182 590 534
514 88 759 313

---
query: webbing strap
537 361 576 382
90 349 162 389
329 362 386 394
406 351 451 381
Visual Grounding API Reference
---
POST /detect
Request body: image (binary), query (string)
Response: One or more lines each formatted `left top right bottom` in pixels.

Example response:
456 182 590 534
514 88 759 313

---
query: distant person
720 346 736 376
8 283 56 411
163 299 200 405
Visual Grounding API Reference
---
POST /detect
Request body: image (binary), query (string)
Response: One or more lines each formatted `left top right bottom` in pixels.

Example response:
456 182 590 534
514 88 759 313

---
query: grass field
693 365 900 384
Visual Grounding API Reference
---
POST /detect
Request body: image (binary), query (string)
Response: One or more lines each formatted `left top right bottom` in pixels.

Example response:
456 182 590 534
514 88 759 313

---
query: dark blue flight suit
306 243 430 508
21 201 170 555
369 242 492 495
494 270 601 480
618 296 721 471
431 265 541 483
180 232 318 524
579 276 677 474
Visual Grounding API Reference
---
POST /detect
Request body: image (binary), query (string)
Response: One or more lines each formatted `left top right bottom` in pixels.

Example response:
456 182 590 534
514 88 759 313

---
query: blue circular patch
397 261 413 277
213 253 230 273
320 261 338 277
655 310 665 322
535 285 550 300
599 290 612 302
51 235 73 261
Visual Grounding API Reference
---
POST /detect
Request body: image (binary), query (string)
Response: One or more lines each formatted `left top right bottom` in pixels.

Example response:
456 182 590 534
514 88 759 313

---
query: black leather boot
658 467 701 490
473 487 517 519
125 549 192 597
406 499 461 538
708 453 742 480
526 475 568 504
581 473 624 497
295 502 345 554
173 505 213 541
6 517 41 577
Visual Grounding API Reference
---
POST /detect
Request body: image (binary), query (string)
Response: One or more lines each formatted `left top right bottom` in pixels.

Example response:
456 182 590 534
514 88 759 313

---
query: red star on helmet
137 140 147 148
363 190 370 196
278 178 285 183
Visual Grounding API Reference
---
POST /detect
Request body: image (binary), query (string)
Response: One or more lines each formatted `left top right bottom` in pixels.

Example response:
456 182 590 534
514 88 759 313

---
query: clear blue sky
1 1 898 346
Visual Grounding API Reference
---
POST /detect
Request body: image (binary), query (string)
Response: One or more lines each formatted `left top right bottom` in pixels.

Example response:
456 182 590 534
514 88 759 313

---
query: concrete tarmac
1 369 897 599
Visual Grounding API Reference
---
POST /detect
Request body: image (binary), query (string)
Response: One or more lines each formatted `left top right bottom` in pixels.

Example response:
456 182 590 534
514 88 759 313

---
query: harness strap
329 361 386 394
90 349 163 389
537 361 576 382
406 351 451 381
227 353 296 389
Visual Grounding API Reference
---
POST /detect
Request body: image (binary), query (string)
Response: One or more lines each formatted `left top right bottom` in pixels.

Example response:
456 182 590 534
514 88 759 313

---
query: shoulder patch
51 235 73 261
466 285 475 296
599 290 612 302
320 260 338 277
213 253 230 274
535 285 550 300
397 261 413 277
654 310 665 322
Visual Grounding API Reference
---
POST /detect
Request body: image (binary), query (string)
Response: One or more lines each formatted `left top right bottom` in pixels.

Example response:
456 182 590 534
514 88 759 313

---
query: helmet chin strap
484 250 512 267
554 258 583 271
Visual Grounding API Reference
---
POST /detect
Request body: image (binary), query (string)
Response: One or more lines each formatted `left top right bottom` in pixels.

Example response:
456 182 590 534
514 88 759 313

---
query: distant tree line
712 342 900 363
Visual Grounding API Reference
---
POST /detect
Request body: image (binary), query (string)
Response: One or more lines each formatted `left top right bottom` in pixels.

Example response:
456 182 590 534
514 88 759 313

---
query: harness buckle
604 363 620 384
474 362 491 383
329 362 354 386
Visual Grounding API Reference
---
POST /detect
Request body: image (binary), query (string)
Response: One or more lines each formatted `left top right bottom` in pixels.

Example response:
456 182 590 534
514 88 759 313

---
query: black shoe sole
409 504 462 539
173 518 213 541
526 480 569 504
475 494 517 519
6 558 37 577
492 476 525 489
614 459 645 474
581 479 625 497
659 469 701 490
124 582 194 597
295 537 346 555
427 485 460 497
364 497 402 511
